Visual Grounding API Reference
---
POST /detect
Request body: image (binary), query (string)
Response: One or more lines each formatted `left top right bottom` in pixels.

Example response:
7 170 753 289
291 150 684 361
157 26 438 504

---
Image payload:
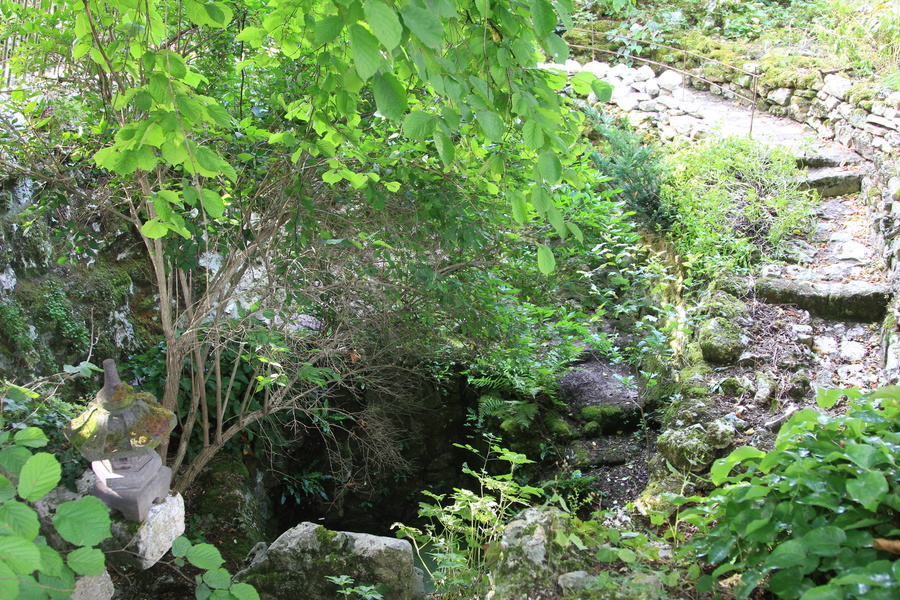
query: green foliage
464 304 603 402
2 383 85 492
395 444 542 597
0 0 627 493
39 286 89 353
170 535 261 600
324 575 384 599
0 299 36 367
811 0 900 76
680 386 900 600
477 395 540 433
0 416 110 599
661 136 814 281
585 111 671 228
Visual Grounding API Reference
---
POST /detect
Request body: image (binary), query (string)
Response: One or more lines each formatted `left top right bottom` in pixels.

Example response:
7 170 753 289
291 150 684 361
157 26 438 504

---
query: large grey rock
72 570 115 600
486 508 570 600
581 61 610 78
767 88 792 106
657 423 724 472
755 277 892 321
235 522 423 600
656 69 683 91
822 74 853 101
634 65 655 82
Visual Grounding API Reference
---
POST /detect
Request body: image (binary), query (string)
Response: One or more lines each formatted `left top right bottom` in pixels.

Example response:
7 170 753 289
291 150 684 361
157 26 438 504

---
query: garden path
558 79 893 508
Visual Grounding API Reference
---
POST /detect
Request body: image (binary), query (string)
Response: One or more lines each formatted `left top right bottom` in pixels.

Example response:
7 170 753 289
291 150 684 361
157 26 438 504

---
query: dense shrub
585 111 672 229
681 386 900 600
660 136 814 280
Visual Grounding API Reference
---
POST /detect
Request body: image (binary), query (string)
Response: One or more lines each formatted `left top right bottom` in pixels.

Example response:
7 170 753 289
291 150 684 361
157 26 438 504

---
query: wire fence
0 8 761 130
567 26 761 135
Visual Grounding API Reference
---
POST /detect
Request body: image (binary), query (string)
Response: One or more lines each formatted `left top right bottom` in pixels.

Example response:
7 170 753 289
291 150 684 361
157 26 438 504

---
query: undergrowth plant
680 386 900 600
661 136 815 281
584 111 671 229
394 444 542 598
0 412 110 599
324 575 383 599
169 536 260 600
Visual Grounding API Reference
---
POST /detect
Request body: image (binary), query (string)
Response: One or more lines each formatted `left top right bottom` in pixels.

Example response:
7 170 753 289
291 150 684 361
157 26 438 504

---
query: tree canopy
0 0 614 489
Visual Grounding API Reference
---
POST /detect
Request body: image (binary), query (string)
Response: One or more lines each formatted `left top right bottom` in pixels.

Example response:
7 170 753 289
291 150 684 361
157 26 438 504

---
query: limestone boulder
235 522 424 600
800 166 864 197
102 493 185 571
701 290 749 321
657 418 738 472
656 69 683 91
486 508 571 600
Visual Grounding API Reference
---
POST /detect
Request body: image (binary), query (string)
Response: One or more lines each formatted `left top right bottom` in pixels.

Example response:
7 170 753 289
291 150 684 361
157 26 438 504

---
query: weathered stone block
822 74 853 100
767 87 792 106
697 317 746 364
755 277 892 322
488 508 570 600
72 571 115 600
657 69 683 91
103 493 186 571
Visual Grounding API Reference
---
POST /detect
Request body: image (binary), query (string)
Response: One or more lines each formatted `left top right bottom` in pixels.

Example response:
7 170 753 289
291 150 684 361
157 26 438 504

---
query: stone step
754 277 892 322
795 146 865 169
799 166 865 198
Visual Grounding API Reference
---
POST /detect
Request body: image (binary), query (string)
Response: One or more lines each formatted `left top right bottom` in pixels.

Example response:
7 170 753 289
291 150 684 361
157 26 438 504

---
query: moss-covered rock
235 522 422 600
701 290 749 321
634 472 696 517
847 82 877 105
657 424 713 472
717 376 746 396
657 417 738 473
487 508 578 600
581 421 602 439
678 363 712 398
697 317 746 364
194 456 269 569
788 371 812 398
545 411 578 442
4 215 52 278
579 404 628 434
663 395 713 429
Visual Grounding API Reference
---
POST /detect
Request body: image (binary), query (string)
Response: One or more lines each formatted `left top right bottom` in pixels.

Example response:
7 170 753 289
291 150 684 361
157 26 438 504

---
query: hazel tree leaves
72 0 611 271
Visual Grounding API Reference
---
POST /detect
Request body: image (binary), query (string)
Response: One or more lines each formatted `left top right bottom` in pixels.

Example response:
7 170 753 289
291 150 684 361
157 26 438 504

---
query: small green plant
324 575 384 599
169 536 261 600
394 444 543 597
0 416 111 599
1 380 87 491
41 286 89 352
586 110 671 228
680 385 900 599
477 395 540 433
661 136 815 281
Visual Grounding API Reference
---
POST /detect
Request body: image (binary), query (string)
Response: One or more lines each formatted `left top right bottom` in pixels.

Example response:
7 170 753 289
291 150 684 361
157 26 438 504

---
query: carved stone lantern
65 359 177 522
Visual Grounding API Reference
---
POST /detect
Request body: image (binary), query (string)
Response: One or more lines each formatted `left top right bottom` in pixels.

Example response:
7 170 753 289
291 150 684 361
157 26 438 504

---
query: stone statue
65 359 176 522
